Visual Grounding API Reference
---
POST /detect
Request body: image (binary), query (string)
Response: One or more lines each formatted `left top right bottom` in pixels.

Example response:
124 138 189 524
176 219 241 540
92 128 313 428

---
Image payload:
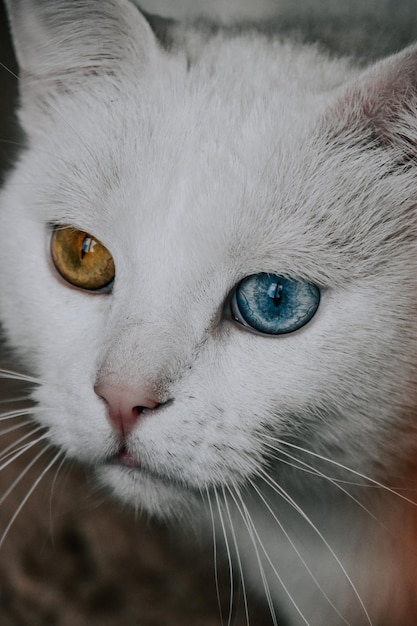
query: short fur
1 1 417 624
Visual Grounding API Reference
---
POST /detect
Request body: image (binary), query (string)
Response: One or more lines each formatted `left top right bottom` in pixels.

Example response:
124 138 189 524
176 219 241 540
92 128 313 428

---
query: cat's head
1 0 417 517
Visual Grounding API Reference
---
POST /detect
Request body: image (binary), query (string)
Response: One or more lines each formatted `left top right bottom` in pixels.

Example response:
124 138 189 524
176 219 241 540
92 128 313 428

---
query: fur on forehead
7 1 417 289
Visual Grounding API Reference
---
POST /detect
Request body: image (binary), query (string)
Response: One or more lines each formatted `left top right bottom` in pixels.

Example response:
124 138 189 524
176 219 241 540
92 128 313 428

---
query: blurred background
0 1 416 624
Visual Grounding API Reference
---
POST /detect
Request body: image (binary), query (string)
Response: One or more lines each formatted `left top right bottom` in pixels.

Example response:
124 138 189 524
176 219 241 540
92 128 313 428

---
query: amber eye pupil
81 236 97 259
51 226 115 291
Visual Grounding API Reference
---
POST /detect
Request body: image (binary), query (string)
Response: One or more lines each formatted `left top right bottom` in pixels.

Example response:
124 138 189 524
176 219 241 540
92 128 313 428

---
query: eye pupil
81 236 96 259
268 282 283 307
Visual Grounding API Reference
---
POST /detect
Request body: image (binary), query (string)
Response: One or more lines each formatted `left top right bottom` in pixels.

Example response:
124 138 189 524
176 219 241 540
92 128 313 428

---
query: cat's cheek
32 383 116 461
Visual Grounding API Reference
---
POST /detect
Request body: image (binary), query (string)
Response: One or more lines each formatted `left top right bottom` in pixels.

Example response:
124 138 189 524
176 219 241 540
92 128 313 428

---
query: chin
96 464 203 521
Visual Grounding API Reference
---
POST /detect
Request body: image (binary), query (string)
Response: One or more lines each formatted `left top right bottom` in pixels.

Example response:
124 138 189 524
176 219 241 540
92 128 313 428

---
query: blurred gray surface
139 0 417 59
0 0 18 184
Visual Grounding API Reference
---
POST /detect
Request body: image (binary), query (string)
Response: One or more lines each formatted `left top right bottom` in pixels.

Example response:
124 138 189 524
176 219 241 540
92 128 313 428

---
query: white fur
1 1 417 624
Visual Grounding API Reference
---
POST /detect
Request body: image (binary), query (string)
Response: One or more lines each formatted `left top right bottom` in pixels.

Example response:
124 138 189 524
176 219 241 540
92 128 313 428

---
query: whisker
0 425 46 465
228 485 280 626
0 439 50 508
247 478 351 626
0 407 33 422
0 448 63 549
48 454 69 542
214 488 235 626
222 484 250 626
0 396 32 405
268 453 326 479
261 437 380 487
236 487 314 626
0 420 35 438
0 434 48 482
0 139 24 148
0 368 40 385
263 443 395 535
261 434 417 506
0 55 108 184
206 486 225 626
256 467 372 625
0 60 19 82
273 452 375 487
0 438 44 472
0 138 69 164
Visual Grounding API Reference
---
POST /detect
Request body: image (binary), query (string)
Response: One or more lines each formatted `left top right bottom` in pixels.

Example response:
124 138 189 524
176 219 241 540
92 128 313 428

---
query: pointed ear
4 0 157 95
327 44 417 160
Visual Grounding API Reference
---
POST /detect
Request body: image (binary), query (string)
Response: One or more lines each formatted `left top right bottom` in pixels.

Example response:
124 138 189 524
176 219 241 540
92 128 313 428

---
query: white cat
1 1 417 624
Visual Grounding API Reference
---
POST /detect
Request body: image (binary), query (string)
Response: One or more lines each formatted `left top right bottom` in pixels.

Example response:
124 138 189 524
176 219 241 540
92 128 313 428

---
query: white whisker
0 407 33 421
247 478 351 626
214 488 235 626
228 486 279 626
0 138 71 164
261 434 417 506
0 420 35 438
0 60 19 82
0 437 44 476
0 138 25 148
0 437 45 474
256 467 372 625
0 368 40 385
48 454 69 540
263 442 394 535
267 453 325 479
0 449 63 549
206 486 225 626
262 437 385 487
222 484 250 626
0 60 102 174
0 396 32 405
0 426 46 465
236 488 313 626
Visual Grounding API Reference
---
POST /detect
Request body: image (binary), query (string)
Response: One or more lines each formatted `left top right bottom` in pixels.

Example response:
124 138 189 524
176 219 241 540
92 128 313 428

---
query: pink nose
94 382 160 438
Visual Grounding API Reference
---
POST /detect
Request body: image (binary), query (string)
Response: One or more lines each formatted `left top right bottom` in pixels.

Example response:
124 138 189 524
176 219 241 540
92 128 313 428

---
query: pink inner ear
362 49 417 125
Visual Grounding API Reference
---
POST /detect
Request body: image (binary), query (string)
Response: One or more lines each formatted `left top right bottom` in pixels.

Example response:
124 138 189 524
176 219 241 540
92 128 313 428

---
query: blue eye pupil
268 282 283 307
232 273 320 335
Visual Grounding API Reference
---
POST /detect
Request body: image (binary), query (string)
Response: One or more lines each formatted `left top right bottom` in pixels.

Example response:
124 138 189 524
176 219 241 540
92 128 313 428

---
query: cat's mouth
106 443 193 491
106 444 185 490
112 444 142 469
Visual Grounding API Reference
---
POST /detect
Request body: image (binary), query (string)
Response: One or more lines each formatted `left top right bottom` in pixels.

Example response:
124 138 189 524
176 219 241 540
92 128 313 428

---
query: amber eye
51 226 115 291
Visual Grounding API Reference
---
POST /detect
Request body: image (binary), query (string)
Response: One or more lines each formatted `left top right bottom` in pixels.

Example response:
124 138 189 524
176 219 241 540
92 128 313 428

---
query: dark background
0 0 18 183
0 1 416 625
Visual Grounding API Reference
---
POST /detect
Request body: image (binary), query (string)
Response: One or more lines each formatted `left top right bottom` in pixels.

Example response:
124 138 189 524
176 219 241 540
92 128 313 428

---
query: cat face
1 0 417 519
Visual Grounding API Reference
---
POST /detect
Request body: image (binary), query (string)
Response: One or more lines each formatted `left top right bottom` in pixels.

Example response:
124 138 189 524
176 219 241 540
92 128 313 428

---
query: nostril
94 382 162 438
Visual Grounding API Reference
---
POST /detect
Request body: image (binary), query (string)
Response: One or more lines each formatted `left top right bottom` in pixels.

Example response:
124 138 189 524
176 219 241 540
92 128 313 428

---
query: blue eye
231 273 320 335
